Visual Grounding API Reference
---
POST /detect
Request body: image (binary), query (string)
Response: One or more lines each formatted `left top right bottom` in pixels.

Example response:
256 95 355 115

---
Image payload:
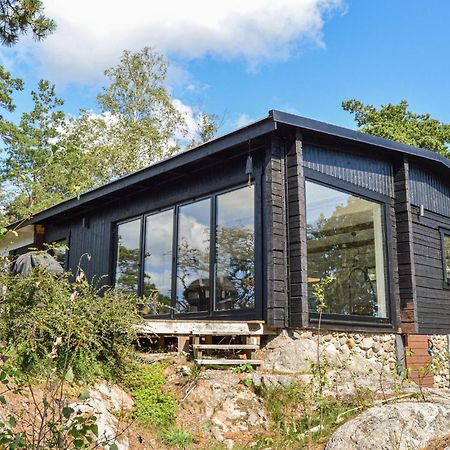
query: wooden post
177 335 190 355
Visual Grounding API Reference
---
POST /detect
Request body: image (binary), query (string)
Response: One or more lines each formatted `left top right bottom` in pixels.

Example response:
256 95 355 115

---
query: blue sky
3 0 450 136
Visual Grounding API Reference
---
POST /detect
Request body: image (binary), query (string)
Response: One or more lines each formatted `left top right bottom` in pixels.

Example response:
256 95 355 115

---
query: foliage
0 263 143 381
161 428 194 449
0 47 217 223
0 65 23 115
232 362 255 374
0 80 84 221
0 0 55 46
257 382 360 449
121 362 177 428
342 99 450 158
0 343 122 449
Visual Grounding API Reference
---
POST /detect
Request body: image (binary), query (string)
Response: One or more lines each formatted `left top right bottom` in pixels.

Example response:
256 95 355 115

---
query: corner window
441 230 450 286
305 179 388 319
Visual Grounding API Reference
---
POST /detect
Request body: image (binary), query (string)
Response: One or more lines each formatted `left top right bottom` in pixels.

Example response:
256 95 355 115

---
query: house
2 110 450 378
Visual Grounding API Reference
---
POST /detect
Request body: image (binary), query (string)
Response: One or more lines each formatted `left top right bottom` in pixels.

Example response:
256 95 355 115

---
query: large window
442 230 450 287
176 199 211 313
115 218 141 294
143 209 174 314
305 179 388 319
113 184 256 316
215 186 255 311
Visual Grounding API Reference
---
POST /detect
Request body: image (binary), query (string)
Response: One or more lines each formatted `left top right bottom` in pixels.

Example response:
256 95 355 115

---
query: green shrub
0 266 143 381
122 362 178 428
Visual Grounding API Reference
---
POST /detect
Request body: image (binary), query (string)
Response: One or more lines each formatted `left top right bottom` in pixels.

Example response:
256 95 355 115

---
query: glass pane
306 180 388 318
143 209 174 315
115 219 141 294
215 186 255 311
445 236 450 282
176 199 210 313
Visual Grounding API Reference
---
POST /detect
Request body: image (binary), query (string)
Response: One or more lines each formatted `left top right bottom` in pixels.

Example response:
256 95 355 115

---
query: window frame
439 228 450 289
112 182 260 320
304 168 394 327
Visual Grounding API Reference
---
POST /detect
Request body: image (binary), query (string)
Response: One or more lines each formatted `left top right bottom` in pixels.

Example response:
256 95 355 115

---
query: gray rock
326 402 450 450
181 371 268 444
262 333 319 373
72 382 133 450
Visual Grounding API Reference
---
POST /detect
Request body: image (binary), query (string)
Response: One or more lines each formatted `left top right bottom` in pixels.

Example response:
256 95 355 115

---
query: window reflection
143 209 173 314
115 219 141 294
215 186 255 311
306 180 388 318
176 199 211 313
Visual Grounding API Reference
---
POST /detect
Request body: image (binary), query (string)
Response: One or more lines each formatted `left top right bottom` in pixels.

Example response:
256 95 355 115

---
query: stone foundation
264 330 450 389
291 329 398 370
430 334 450 389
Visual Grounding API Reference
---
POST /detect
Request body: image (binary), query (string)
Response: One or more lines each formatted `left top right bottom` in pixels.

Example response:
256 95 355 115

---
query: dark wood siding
410 166 450 217
303 144 394 197
394 159 418 333
262 135 289 327
407 165 450 334
286 130 308 327
411 207 450 334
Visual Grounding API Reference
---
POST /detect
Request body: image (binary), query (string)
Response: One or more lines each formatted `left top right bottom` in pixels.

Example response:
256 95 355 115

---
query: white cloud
15 0 343 83
234 113 255 129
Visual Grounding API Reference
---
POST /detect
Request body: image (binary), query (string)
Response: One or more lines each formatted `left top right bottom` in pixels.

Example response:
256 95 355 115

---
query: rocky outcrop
326 402 450 450
73 383 134 450
180 370 268 448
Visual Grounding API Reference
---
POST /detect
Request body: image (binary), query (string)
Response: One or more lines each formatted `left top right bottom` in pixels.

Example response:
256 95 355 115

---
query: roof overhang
10 109 450 228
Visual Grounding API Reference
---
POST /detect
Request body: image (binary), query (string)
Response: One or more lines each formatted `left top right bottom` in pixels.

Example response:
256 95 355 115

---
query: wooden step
195 359 263 366
192 344 259 350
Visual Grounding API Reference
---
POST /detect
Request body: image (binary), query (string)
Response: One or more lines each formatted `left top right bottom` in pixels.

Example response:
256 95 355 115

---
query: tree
0 47 218 222
69 47 218 180
0 80 94 221
0 0 55 46
342 99 450 158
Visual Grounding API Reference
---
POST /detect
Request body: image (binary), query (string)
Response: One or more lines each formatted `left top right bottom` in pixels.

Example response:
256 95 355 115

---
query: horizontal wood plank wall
411 207 450 334
287 130 308 327
303 144 394 197
263 135 289 327
394 159 418 333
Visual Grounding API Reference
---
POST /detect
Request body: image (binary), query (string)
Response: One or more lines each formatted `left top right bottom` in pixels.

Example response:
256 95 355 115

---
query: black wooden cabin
8 110 450 336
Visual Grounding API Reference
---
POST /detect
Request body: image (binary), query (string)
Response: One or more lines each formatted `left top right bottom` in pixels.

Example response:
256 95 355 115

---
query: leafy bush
122 362 177 428
0 265 143 381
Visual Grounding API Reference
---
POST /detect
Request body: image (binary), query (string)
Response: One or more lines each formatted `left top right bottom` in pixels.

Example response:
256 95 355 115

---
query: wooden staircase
192 336 263 366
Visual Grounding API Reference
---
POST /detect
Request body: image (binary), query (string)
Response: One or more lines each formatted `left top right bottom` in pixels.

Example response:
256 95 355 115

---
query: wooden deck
139 319 277 336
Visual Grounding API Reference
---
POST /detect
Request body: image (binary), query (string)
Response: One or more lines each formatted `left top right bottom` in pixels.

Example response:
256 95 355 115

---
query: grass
255 382 364 449
161 428 195 448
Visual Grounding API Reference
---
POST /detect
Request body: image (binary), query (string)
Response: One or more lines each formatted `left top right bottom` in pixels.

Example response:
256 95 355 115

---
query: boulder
326 402 450 450
72 382 133 450
180 370 268 446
